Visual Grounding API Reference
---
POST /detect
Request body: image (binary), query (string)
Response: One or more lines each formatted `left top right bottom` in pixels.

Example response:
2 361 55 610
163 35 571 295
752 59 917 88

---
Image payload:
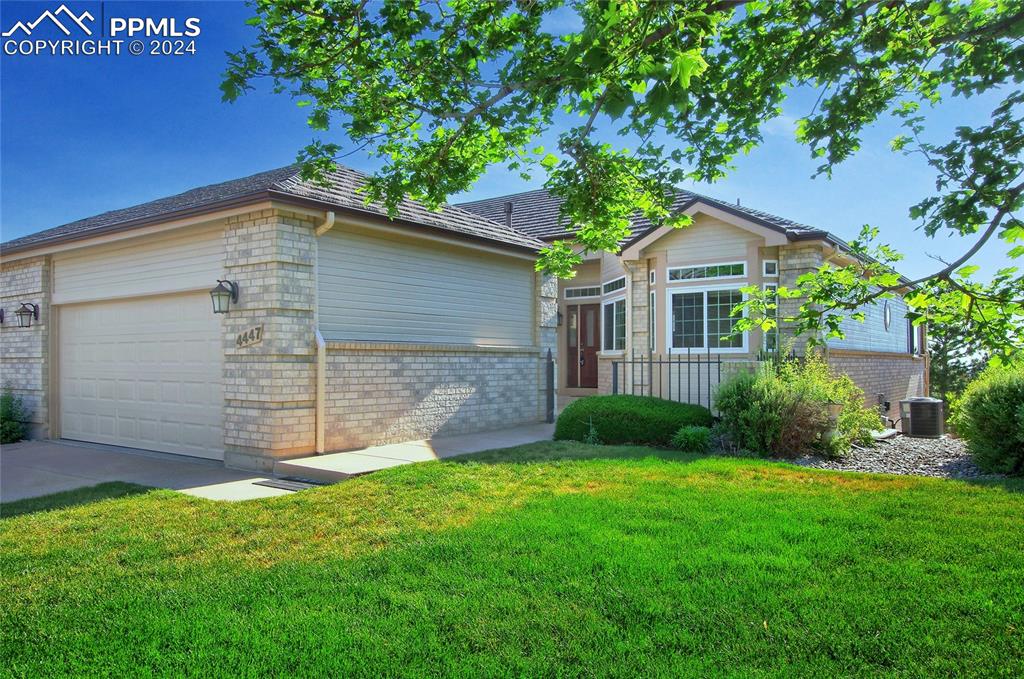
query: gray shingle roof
457 188 829 245
2 165 544 255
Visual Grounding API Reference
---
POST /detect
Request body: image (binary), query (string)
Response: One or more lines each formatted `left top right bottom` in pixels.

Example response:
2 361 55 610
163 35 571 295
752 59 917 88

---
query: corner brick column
536 271 558 418
625 259 650 393
0 256 52 438
778 244 824 354
222 208 318 471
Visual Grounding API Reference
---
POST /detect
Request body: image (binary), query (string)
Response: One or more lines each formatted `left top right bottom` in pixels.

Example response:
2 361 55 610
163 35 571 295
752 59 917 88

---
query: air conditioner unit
899 397 945 438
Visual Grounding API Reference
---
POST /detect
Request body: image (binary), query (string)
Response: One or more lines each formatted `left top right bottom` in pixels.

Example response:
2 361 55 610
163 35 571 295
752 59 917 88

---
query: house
458 189 928 418
0 165 557 471
1 163 927 471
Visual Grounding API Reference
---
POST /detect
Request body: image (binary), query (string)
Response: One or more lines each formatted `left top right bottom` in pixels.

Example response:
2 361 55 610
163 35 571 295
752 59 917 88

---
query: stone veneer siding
222 208 318 471
825 349 927 424
0 256 51 438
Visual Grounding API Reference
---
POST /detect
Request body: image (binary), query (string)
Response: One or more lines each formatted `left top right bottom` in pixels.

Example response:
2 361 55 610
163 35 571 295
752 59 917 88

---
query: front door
566 303 599 388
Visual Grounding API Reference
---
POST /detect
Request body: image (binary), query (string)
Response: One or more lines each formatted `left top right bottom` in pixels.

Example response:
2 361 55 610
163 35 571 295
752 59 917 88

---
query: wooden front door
567 303 599 388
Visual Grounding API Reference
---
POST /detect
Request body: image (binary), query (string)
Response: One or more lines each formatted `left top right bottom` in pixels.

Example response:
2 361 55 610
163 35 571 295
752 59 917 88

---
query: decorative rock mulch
791 435 999 479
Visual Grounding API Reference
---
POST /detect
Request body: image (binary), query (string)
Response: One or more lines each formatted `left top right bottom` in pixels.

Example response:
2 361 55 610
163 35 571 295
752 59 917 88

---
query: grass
2 442 1023 676
0 482 151 519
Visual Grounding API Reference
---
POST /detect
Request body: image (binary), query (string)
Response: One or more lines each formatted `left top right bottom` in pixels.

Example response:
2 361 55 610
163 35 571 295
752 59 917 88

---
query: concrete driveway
0 440 291 503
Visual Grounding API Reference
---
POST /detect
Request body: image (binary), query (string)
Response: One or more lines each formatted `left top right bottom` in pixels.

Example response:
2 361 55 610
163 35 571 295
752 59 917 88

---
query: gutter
313 210 336 454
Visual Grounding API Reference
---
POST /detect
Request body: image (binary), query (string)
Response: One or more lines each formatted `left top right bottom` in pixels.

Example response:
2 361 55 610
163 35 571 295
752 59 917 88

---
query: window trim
763 260 779 277
762 283 779 352
602 275 627 295
667 261 747 284
564 285 601 299
649 290 656 351
602 295 627 353
666 284 749 354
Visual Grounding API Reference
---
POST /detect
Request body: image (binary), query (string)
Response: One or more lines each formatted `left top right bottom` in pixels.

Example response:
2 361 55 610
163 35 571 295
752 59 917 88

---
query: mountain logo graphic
2 4 95 37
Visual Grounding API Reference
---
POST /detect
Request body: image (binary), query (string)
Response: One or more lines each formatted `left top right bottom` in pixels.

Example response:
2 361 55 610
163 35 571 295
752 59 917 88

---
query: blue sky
0 1 1009 280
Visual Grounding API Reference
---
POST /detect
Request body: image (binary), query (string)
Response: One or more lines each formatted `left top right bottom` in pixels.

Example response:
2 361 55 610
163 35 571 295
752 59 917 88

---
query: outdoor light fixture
0 308 4 324
557 311 564 326
209 280 239 314
15 303 39 328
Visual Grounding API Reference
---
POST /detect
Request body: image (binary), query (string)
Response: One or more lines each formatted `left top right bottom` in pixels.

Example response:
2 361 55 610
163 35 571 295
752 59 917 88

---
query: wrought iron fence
611 349 774 412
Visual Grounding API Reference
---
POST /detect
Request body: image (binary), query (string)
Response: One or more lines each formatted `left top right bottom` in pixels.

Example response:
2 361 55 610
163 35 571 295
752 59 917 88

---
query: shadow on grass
1 482 154 519
450 440 716 466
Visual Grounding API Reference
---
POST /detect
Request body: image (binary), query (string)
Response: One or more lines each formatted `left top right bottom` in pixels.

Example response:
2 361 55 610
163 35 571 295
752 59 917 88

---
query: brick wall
323 342 546 450
0 256 51 438
777 244 824 354
826 349 927 423
222 208 318 471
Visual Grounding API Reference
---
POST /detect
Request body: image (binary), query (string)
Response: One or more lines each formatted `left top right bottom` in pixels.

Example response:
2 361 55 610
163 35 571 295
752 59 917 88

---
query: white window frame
601 295 627 353
667 261 747 283
666 284 749 354
762 283 779 352
564 285 601 299
602 275 627 295
763 260 779 277
649 290 656 351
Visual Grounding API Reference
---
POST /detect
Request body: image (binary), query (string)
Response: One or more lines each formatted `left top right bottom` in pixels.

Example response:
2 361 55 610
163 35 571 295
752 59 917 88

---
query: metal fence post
545 349 555 423
612 361 619 395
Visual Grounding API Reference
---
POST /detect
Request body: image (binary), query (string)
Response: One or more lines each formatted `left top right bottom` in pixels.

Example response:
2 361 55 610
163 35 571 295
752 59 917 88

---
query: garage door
59 292 224 459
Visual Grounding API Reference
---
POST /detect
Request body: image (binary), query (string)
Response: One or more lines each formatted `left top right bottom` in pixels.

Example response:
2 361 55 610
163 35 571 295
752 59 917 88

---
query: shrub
555 395 713 446
952 363 1024 475
0 388 28 444
671 425 712 454
715 355 877 458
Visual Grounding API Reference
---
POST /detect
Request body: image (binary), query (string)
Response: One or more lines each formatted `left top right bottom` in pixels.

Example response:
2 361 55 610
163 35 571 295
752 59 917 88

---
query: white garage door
59 292 224 459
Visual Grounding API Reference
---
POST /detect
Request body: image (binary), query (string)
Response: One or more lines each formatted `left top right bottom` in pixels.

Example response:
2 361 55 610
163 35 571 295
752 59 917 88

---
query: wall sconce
0 308 4 324
15 302 39 328
209 279 239 314
557 311 564 326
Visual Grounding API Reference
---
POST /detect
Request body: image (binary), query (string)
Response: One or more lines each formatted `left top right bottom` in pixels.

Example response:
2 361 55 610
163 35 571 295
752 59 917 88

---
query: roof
1 165 544 255
457 187 829 245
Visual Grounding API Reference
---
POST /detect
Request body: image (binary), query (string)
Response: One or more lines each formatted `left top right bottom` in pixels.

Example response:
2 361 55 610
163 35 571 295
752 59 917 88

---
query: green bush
1 388 28 444
555 395 713 446
671 425 712 454
715 355 878 458
952 363 1024 475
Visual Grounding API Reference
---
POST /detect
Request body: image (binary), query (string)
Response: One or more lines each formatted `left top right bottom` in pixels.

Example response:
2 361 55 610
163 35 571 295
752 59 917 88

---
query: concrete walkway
0 440 290 503
276 422 555 483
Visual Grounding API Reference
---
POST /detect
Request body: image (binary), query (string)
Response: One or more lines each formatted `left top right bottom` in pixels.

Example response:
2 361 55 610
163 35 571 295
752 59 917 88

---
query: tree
224 0 1024 358
928 320 988 398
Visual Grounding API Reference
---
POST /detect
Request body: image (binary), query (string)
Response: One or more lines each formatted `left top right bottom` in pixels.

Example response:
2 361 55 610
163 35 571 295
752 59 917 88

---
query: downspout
313 211 336 454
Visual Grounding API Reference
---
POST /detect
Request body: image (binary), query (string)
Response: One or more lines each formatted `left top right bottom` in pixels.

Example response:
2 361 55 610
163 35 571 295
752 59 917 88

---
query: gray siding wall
827 294 911 353
318 227 535 345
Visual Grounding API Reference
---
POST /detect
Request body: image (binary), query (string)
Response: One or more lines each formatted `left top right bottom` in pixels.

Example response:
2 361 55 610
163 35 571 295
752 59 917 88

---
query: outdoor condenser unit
899 397 945 438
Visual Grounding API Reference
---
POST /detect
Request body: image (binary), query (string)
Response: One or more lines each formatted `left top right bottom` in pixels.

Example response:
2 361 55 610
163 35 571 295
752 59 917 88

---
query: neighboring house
459 189 928 420
0 165 556 470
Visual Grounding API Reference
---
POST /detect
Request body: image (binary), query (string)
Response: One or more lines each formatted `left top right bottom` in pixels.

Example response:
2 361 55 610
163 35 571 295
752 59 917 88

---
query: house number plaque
236 325 264 348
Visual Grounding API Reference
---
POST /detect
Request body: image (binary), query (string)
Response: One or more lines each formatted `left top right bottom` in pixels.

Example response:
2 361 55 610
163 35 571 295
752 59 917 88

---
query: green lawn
2 442 1022 676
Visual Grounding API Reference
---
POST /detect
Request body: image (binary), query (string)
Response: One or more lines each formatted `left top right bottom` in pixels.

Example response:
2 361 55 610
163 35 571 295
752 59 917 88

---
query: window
669 288 747 352
649 291 656 350
908 318 921 354
565 286 600 299
883 300 892 330
668 262 745 281
763 260 779 277
707 290 744 349
763 284 779 352
603 298 626 351
649 270 656 285
671 292 705 348
602 276 626 294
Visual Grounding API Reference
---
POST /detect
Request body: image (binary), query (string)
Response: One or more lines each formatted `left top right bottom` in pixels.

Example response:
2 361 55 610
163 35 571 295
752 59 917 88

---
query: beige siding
52 222 225 305
649 214 763 266
600 250 625 282
318 226 535 345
